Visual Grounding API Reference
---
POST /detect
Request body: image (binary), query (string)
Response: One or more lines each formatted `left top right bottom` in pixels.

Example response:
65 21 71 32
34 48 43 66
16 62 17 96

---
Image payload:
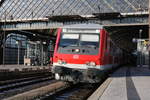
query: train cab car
52 23 123 83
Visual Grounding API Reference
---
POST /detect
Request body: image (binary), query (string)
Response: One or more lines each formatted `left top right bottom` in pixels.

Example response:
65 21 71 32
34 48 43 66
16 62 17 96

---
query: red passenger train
52 24 123 83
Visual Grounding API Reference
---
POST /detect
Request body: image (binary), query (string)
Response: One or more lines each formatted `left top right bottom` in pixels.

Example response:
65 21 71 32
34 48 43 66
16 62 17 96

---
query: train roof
62 23 103 29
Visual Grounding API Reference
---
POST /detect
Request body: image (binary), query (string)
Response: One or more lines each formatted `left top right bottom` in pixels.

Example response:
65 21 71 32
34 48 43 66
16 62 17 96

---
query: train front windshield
58 33 100 55
59 33 99 47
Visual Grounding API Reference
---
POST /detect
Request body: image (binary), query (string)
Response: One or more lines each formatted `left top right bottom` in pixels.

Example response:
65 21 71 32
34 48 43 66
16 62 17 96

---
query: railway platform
88 66 150 100
0 65 51 72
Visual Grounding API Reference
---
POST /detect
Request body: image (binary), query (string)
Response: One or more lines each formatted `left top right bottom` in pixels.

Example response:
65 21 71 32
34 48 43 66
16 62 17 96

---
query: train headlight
89 62 96 66
86 61 96 66
75 49 80 53
58 60 63 65
58 60 66 65
62 61 67 64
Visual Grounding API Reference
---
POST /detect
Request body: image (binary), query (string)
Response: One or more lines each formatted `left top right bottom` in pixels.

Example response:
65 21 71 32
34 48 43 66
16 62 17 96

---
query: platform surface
88 66 150 100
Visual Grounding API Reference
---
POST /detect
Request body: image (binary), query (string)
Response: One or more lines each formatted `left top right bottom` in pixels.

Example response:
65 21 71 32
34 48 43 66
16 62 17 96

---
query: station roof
0 0 4 6
47 15 87 21
93 12 121 19
0 0 148 20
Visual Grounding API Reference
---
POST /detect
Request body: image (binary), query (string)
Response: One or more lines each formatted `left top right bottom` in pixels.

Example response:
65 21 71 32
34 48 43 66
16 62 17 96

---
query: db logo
73 55 79 59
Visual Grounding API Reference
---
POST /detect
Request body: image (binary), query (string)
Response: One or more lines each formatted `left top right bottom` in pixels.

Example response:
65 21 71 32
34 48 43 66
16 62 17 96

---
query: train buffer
88 66 150 100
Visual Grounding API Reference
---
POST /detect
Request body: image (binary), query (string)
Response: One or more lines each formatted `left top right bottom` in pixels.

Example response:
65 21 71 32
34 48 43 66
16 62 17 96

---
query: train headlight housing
89 62 96 66
86 61 96 66
75 49 80 53
58 60 63 65
58 60 66 65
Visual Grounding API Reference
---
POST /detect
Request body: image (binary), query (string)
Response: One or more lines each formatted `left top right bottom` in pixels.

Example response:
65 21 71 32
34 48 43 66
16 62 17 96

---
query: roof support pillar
148 0 150 69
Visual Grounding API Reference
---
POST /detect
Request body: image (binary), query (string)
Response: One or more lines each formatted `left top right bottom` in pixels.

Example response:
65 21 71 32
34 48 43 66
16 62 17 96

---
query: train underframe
52 66 108 83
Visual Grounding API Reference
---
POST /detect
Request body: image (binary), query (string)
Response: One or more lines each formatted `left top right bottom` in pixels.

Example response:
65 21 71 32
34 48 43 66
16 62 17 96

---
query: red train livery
52 24 123 83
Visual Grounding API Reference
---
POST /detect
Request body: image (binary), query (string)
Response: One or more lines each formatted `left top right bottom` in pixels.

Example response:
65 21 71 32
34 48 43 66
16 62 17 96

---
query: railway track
4 81 69 100
0 69 51 81
39 83 100 100
1 68 113 100
0 75 50 86
38 72 110 100
0 76 52 92
2 75 109 100
0 72 54 99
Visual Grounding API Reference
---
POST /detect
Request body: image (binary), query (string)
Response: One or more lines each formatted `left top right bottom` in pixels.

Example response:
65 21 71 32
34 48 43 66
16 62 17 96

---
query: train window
58 33 100 55
62 34 79 39
105 35 108 50
59 34 79 47
80 34 99 47
110 42 112 52
80 34 99 42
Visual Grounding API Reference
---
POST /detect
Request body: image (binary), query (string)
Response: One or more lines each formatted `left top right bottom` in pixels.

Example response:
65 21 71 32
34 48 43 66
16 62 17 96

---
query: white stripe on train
53 63 118 70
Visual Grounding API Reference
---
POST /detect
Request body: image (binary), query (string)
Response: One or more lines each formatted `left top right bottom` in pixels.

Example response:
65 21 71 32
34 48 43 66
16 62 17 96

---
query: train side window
110 42 113 55
107 38 110 52
105 34 107 50
110 42 111 51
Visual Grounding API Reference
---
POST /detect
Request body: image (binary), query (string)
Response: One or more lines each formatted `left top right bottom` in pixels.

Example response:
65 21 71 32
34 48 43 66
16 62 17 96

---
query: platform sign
143 40 149 46
132 38 137 43
137 39 149 67
133 39 150 48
